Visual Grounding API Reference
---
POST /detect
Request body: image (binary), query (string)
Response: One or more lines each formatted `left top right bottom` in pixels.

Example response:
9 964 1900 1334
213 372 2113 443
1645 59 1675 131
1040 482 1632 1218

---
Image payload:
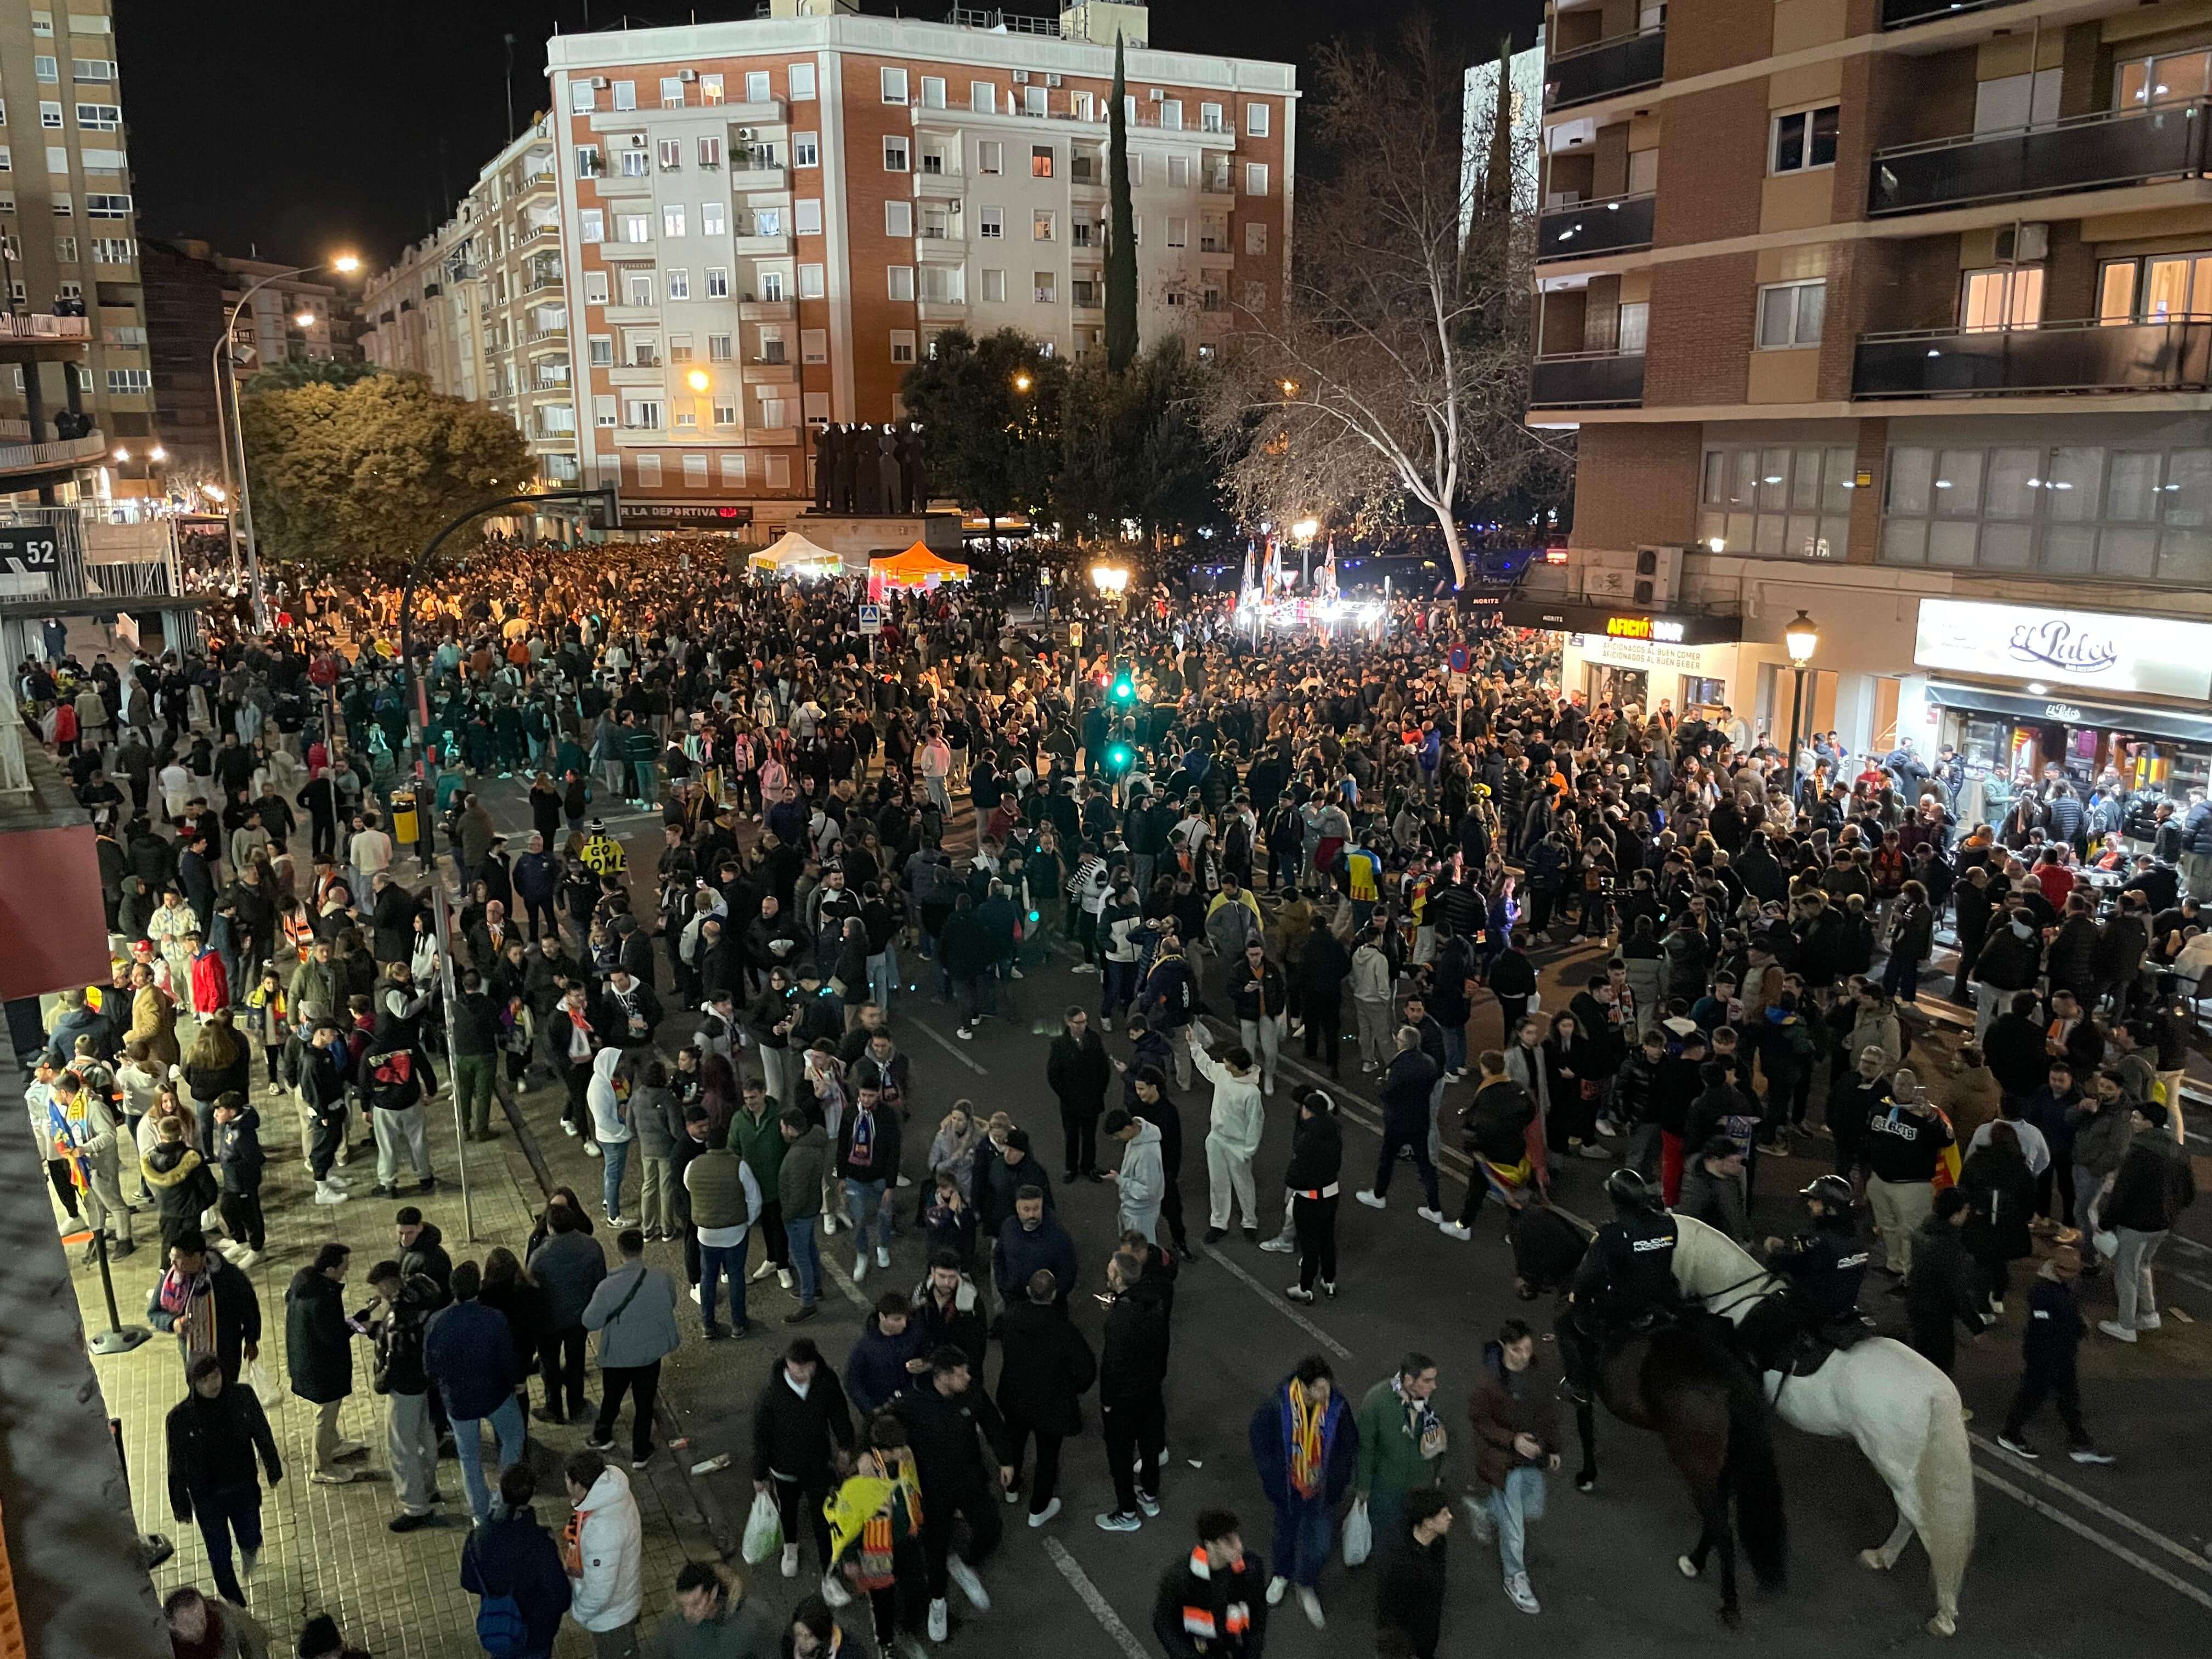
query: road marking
1202 1242 1355 1361
1040 1537 1154 1659
819 1250 873 1309
1973 1466 2212 1611
905 1011 990 1075
1972 1435 2212 1577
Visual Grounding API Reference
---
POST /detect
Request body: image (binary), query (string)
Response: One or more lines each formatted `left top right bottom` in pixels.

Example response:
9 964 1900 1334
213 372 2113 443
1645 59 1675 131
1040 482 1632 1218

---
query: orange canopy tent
868 543 970 597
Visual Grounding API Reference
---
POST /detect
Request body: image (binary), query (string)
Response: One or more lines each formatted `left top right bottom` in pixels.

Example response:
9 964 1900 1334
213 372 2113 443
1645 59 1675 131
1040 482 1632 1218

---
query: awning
1499 599 1741 644
868 543 969 595
747 531 850 577
1923 680 2212 746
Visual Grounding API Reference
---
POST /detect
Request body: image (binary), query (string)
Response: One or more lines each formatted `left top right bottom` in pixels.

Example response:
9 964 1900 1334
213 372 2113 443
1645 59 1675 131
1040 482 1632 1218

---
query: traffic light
1105 742 1134 776
1109 660 1136 706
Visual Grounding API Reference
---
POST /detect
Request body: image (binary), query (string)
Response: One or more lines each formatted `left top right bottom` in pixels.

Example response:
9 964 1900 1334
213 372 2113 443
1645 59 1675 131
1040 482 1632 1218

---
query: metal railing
1538 192 1657 260
952 8 1063 36
1883 0 2026 28
1545 26 1666 111
1854 315 2212 397
0 432 106 474
1530 350 1647 408
0 313 90 341
1871 99 2212 215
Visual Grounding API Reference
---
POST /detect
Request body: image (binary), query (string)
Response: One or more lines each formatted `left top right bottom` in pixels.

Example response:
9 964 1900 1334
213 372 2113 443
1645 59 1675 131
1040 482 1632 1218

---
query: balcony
724 99 786 126
919 230 967 258
526 325 568 345
608 362 664 388
1882 0 2027 28
728 165 788 191
746 426 799 447
521 223 560 246
524 269 563 295
1545 27 1665 112
1870 100 2211 216
918 296 968 324
1537 191 1657 261
1529 350 1646 409
731 232 794 257
738 298 794 323
0 431 107 481
1854 317 2212 398
520 168 556 194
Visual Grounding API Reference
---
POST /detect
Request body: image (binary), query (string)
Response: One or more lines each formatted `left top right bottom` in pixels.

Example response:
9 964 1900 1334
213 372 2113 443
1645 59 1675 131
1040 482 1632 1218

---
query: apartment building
539 0 1294 534
1517 0 2212 812
0 1 152 504
360 117 581 493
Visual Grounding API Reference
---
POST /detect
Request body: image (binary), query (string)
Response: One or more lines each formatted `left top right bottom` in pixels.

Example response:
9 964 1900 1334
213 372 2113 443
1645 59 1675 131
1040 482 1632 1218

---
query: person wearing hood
1135 936 1200 1090
461 1464 571 1658
1968 906 2043 1037
995 1267 1098 1528
1193 1025 1266 1245
1103 1108 1166 1243
1376 1486 1454 1659
1465 1319 1559 1616
144 1111 220 1254
1278 1088 1344 1303
165 1353 284 1609
2095 1099 2195 1344
995 1187 1080 1312
1904 1188 1989 1375
563 1448 645 1654
1094 1246 1171 1535
1247 1355 1358 1628
586 1046 636 1227
845 1290 930 1416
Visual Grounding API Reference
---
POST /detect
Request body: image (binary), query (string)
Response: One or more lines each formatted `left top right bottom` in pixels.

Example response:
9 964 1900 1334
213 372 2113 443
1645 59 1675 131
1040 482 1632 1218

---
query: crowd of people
12 529 2204 1657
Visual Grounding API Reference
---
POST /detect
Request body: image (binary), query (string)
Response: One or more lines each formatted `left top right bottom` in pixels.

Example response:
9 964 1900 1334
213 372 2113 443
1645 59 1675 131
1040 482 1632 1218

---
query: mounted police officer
1742 1173 1870 1370
1560 1168 1681 1404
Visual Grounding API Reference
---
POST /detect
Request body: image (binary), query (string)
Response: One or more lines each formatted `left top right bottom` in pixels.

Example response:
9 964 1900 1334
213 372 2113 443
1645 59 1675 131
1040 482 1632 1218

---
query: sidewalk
68 1068 721 1658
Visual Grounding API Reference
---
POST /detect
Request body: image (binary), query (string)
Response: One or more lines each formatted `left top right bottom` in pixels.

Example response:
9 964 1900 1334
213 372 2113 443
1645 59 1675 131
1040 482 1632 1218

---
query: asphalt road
437 776 2212 1658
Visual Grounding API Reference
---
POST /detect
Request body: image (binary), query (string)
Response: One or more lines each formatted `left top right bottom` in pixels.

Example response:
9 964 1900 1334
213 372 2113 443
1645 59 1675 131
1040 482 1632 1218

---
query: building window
50 192 70 216
706 266 730 298
1025 84 1047 117
1245 101 1270 138
721 452 748 486
1960 266 2044 331
1756 279 1825 348
106 367 150 393
589 335 613 365
657 138 682 171
1693 444 1852 560
580 208 603 244
39 102 61 129
620 213 650 243
682 453 709 487
569 78 596 113
983 268 1006 302
885 199 912 238
29 11 51 36
698 136 723 171
802 328 827 363
662 204 686 238
1033 209 1055 241
1618 301 1650 352
891 329 917 363
583 270 610 304
978 140 1002 175
766 454 792 489
794 131 819 167
2117 47 2212 109
625 399 663 429
701 73 724 104
979 207 1003 240
1244 162 1268 196
620 148 649 178
1165 216 1187 249
883 136 909 172
709 403 735 428
1031 144 1054 178
612 80 636 111
593 394 617 426
882 66 909 104
668 268 690 300
761 269 785 301
1201 101 1224 133
577 144 602 177
794 198 822 235
1246 221 1267 255
1034 270 1056 304
2100 250 2212 323
888 265 915 300
1073 218 1094 248
699 202 725 238
623 272 656 307
798 263 825 298
75 103 120 129
33 57 57 83
71 58 115 81
1771 104 1839 174
1073 92 1096 122
922 76 946 109
660 77 685 109
698 332 727 361
789 64 816 101
669 332 693 362
636 455 663 487
972 79 996 114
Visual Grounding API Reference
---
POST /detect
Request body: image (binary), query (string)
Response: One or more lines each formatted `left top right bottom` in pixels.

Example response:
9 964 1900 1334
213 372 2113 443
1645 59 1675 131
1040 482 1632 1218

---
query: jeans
1102 960 1138 1022
540 1325 588 1418
1374 1122 1441 1211
2113 1227 2166 1329
450 1394 525 1523
1239 1014 1282 1094
699 1241 750 1334
189 1481 263 1605
1269 1494 1335 1589
844 1177 890 1256
868 946 895 1015
1486 1466 1549 1581
786 1215 822 1307
599 1136 632 1218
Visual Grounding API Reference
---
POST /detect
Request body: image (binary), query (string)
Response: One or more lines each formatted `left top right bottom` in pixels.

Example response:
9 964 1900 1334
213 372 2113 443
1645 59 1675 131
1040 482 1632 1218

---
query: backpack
464 1534 529 1658
368 1049 420 1110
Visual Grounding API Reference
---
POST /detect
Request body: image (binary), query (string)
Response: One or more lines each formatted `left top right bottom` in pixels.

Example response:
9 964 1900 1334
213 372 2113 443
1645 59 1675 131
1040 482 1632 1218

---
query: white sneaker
820 1573 852 1609
1438 1222 1471 1241
325 1171 353 1187
1009 966 1024 980
583 1141 602 1159
751 1259 776 1282
2137 1312 2163 1331
1506 1572 1541 1614
822 1212 839 1234
314 1183 350 1205
778 1268 795 1290
1355 1190 1386 1210
877 1245 891 1269
1265 1576 1288 1606
1028 1497 1062 1528
1296 1587 1324 1629
1417 1206 1444 1224
781 1544 799 1578
1258 1235 1294 1253
926 1599 948 1643
854 1257 869 1285
1285 1285 1315 1304
560 1120 580 1137
1362 1060 1379 1074
691 1284 703 1305
946 1554 990 1609
233 1248 261 1269
1461 1494 1495 1544
2096 1319 2138 1344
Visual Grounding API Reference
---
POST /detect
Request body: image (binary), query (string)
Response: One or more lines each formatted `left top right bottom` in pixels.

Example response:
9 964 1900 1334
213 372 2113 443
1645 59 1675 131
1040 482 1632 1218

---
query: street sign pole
428 883 476 1243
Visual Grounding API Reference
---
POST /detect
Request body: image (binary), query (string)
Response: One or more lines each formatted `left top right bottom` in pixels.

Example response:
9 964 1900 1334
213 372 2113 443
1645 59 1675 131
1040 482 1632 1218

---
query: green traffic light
1108 744 1132 770
1111 676 1135 702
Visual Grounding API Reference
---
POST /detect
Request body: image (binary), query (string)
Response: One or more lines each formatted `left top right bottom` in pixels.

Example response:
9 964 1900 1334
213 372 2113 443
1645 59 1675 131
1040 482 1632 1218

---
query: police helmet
1799 1173 1853 1215
1605 1167 1661 1214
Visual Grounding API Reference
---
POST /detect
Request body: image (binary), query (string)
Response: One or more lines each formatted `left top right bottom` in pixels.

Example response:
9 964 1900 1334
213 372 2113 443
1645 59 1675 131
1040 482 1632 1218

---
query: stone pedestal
794 510 964 564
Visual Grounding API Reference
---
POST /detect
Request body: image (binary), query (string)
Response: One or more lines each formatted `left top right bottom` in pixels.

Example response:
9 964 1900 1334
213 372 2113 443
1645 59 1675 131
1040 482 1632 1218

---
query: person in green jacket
1354 1353 1447 1549
777 1112 830 1323
729 1079 792 1291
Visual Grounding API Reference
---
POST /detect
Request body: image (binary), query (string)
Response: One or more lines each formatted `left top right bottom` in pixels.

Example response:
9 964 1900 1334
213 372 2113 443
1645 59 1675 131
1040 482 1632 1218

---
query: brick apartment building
1516 0 2212 817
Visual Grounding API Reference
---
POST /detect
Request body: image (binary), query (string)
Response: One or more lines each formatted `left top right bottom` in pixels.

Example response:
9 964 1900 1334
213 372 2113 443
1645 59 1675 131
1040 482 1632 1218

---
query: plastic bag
1342 1497 1372 1567
742 1488 784 1565
245 1359 284 1412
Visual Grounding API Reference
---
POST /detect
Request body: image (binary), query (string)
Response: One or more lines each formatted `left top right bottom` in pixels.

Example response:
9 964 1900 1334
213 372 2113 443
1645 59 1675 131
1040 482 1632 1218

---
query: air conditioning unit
628 132 647 146
1633 545 1684 608
1046 72 1062 87
678 69 698 82
589 76 609 89
1148 88 1164 101
1994 222 2049 263
1012 70 1029 84
736 127 756 141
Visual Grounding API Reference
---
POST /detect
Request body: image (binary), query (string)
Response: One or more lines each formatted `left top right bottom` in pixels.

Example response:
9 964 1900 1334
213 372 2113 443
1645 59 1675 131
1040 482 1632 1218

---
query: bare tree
1204 24 1566 586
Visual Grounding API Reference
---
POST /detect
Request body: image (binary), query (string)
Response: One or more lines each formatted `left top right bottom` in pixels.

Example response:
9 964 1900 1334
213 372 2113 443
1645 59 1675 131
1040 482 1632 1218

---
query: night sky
115 0 1541 271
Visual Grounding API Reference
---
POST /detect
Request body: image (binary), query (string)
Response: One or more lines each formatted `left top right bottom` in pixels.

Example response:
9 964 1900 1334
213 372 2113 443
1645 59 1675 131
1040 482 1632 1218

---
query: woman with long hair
479 1244 546 1419
182 1009 249 1148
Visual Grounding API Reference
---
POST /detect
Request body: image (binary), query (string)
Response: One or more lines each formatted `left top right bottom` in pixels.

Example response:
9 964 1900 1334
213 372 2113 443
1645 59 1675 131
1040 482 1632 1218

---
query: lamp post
213 253 359 630
1783 610 1820 812
1090 560 1130 676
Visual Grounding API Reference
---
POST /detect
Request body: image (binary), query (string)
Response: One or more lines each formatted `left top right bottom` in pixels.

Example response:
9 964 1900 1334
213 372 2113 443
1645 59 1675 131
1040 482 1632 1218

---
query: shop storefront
1909 596 2212 832
1500 599 1744 719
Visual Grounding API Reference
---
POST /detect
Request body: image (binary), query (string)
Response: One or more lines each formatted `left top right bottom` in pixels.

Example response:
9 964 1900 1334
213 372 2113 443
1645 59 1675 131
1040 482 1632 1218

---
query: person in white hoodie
563 1448 644 1657
1192 1023 1265 1243
1102 1108 1164 1243
586 1048 636 1228
1350 934 1395 1074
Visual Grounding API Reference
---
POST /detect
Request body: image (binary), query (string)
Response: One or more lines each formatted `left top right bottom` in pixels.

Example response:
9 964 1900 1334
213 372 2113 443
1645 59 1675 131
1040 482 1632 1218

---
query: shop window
1696 443 1852 560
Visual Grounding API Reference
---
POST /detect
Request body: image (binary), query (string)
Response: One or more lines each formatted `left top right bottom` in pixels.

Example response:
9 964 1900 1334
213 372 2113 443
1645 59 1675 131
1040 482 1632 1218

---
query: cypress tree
1105 33 1139 371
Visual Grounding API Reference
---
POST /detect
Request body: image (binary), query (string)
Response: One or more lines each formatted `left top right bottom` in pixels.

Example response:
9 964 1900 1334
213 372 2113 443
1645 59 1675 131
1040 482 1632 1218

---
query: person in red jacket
189 933 231 1018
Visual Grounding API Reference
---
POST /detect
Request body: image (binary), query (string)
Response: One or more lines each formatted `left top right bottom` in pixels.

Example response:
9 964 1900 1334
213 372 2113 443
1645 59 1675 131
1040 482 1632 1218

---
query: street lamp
1090 562 1130 598
1289 516 1319 543
1782 610 1819 808
1012 371 1033 393
211 250 361 629
686 368 711 392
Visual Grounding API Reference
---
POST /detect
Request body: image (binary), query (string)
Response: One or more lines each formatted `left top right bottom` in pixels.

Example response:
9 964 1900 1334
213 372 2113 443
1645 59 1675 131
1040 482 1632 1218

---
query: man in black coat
1297 926 1353 1076
993 1268 1097 1525
1096 1246 1171 1531
165 1353 283 1607
1046 1006 1114 1182
750 1338 855 1578
893 1345 1012 1630
284 1242 360 1484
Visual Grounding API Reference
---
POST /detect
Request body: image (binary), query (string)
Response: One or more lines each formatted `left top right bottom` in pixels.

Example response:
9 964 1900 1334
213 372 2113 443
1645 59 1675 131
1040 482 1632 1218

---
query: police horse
1513 1207 1788 1627
1669 1214 1977 1637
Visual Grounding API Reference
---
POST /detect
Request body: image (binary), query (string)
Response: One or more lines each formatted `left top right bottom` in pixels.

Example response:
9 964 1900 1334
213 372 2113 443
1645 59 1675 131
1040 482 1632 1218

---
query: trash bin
389 788 419 849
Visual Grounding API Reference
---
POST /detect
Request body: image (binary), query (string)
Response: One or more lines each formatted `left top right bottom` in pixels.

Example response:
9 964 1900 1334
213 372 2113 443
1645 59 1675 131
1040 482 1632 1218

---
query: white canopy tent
746 532 859 578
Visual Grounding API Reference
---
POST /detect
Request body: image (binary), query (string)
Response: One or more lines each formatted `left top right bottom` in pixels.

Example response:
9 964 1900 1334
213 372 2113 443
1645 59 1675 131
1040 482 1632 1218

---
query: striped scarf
1286 1379 1326 1499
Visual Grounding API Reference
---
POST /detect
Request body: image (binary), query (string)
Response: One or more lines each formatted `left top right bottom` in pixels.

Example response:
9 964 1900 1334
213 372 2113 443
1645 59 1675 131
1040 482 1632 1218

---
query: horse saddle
1772 1314 1876 1378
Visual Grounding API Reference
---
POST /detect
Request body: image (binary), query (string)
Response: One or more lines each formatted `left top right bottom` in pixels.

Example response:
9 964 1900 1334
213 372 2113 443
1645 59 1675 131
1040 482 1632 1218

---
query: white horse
1670 1214 1976 1637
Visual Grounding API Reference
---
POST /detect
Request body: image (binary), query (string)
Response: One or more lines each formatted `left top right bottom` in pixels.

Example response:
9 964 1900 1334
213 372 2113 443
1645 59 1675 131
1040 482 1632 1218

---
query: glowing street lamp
1783 610 1819 802
1289 516 1320 543
1090 562 1130 597
686 368 712 391
1012 371 1034 393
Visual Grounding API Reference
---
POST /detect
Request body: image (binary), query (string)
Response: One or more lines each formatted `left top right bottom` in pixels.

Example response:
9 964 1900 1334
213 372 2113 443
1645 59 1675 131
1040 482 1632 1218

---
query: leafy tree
1201 20 1566 586
242 356 382 394
899 328 1065 548
1055 337 1226 551
1105 35 1139 372
239 371 532 575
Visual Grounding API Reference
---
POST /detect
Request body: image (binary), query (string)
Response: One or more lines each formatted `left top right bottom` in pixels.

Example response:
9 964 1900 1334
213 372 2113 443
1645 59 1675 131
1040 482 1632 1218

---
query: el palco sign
1912 598 2212 701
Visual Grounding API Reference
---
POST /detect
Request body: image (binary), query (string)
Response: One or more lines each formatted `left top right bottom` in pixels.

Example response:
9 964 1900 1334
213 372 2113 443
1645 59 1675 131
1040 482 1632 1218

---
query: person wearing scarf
1246 1357 1359 1628
1354 1355 1447 1547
